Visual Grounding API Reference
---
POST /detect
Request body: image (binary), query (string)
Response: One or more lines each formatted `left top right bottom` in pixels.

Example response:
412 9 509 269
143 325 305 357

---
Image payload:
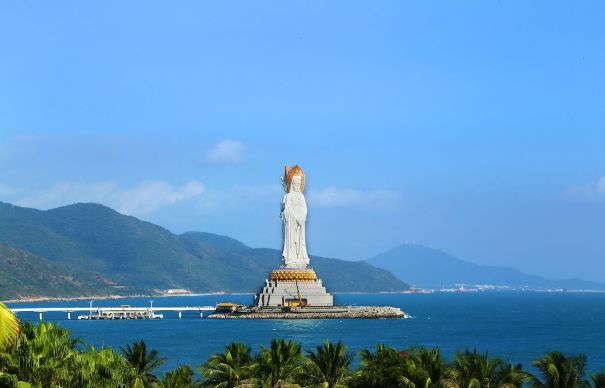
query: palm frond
0 303 21 352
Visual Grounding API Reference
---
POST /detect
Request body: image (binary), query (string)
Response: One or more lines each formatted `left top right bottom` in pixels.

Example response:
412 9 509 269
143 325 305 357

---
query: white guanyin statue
281 165 311 269
255 164 333 307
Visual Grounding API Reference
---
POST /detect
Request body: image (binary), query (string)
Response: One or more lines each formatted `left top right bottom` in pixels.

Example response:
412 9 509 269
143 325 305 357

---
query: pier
11 305 216 320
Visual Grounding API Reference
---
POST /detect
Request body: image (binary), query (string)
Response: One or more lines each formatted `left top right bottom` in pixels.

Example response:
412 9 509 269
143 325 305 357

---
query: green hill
0 244 117 299
0 202 408 299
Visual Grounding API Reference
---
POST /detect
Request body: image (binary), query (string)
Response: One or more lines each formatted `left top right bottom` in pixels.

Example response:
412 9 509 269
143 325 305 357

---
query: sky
0 1 604 281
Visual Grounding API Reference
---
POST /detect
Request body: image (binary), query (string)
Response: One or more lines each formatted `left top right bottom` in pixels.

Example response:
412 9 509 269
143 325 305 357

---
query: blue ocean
7 292 605 374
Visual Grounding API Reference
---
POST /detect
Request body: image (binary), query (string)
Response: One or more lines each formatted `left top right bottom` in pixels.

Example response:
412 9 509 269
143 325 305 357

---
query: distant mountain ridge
367 243 605 290
0 202 408 299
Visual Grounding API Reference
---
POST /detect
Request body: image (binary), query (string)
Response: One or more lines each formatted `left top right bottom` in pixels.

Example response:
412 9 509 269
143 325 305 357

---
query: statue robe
281 191 310 268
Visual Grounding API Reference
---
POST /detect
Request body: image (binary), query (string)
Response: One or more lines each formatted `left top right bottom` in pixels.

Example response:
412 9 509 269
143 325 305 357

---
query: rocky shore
209 305 406 319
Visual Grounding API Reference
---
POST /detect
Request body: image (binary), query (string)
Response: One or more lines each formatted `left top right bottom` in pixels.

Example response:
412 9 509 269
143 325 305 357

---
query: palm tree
497 362 529 388
350 343 405 388
529 351 590 388
161 364 196 387
447 349 505 388
199 342 253 387
398 347 449 388
355 346 448 388
72 345 137 387
0 321 81 386
0 302 20 352
253 338 303 387
121 340 166 386
305 339 354 388
590 372 605 388
0 303 24 388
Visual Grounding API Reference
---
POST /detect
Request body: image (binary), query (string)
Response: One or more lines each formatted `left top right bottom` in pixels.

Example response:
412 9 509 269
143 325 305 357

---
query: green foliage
350 344 450 387
498 362 530 388
252 338 304 387
447 348 528 388
0 321 81 386
0 321 152 387
591 372 605 388
351 345 529 388
199 342 253 387
1 321 604 388
305 339 354 388
0 303 20 352
73 345 136 387
121 340 166 385
350 343 405 387
399 347 449 388
161 364 196 388
529 351 591 388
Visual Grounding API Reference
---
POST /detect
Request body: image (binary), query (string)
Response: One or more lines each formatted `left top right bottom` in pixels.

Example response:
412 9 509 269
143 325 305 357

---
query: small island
209 305 406 319
211 164 406 319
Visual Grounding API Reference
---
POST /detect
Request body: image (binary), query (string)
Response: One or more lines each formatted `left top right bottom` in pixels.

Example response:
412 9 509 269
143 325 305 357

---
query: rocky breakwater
209 305 406 319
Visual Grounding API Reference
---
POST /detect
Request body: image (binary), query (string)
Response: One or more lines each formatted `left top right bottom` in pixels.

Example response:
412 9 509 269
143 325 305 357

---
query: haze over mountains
368 244 605 290
0 202 407 299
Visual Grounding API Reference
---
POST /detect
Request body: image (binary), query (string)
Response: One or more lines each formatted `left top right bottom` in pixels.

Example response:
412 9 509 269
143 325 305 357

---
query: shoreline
3 291 414 303
2 291 421 304
2 292 251 304
4 288 605 304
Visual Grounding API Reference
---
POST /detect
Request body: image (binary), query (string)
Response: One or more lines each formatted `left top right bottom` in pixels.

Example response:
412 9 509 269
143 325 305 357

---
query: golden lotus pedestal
256 267 334 307
270 268 318 282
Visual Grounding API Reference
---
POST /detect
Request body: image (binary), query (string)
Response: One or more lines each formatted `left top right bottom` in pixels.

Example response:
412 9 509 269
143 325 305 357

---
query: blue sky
1 2 604 281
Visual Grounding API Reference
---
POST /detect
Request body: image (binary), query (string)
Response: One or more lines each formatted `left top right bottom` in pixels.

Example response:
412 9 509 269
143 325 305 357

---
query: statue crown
285 164 305 192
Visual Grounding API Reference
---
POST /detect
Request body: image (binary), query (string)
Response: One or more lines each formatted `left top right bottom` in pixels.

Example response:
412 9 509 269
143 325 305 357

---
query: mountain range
1 200 602 300
0 202 408 300
368 244 605 290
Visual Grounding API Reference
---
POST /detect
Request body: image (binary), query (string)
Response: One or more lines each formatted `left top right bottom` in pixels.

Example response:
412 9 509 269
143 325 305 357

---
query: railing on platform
11 306 216 320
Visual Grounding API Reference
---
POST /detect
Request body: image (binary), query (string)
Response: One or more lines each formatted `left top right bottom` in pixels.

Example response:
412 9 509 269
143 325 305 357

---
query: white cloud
204 139 245 164
117 180 205 214
565 176 605 201
307 186 402 208
15 180 205 215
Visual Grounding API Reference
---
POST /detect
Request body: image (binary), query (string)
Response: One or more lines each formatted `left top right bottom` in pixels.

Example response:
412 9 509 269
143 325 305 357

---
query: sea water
7 292 605 374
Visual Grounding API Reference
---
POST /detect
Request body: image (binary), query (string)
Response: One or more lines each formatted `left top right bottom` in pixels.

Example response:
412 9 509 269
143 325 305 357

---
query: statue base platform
255 268 333 307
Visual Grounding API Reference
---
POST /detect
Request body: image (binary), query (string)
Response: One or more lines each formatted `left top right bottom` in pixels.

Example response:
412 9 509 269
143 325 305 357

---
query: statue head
285 164 305 193
291 176 302 192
